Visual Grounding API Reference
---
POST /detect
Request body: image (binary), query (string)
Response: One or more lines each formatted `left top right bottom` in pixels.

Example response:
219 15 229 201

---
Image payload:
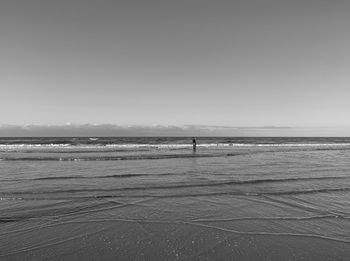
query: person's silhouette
192 137 196 152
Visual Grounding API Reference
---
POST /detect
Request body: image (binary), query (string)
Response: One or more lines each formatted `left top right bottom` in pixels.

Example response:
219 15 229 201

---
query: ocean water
0 137 349 260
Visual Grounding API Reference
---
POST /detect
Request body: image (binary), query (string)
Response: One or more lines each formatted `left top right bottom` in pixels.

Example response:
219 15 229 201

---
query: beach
1 137 349 260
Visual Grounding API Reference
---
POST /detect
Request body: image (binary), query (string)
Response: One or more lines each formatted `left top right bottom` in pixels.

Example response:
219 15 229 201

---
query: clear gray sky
1 0 350 127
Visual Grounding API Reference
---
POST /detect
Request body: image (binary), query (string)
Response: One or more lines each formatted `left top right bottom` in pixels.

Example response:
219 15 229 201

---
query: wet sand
1 194 349 261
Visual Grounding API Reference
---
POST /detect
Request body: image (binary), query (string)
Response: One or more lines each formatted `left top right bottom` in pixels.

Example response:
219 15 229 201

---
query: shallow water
1 137 350 260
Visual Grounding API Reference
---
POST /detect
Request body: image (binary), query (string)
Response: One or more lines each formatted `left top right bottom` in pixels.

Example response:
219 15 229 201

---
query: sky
1 0 350 129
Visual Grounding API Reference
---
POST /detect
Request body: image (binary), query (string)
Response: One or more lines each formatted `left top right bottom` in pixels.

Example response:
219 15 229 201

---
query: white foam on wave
225 143 350 147
0 144 71 147
79 142 350 148
1 142 350 151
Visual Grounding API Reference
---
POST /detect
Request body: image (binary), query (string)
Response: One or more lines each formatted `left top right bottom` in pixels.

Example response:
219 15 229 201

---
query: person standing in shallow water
192 137 196 152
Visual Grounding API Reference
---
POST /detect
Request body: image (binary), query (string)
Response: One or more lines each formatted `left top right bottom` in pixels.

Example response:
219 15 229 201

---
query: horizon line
2 123 350 129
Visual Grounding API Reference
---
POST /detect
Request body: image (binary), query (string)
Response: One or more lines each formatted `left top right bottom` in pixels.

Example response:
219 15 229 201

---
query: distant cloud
0 124 349 137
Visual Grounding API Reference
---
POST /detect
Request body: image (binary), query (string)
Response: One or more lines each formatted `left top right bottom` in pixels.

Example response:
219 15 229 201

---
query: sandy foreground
1 194 349 261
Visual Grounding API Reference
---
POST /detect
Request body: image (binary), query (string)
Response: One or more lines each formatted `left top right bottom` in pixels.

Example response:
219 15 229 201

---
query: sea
0 137 349 260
